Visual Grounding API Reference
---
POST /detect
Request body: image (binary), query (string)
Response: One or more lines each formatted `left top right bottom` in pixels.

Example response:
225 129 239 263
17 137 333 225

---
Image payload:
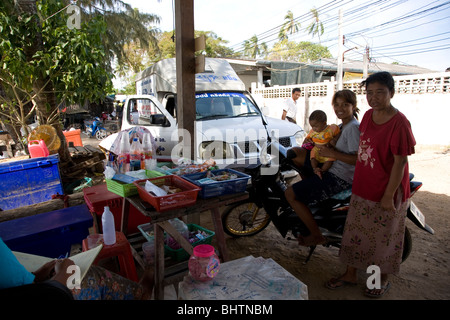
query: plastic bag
104 166 116 179
145 180 167 197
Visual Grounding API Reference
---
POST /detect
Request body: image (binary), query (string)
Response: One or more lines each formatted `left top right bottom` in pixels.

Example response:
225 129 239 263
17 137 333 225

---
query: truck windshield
195 92 261 120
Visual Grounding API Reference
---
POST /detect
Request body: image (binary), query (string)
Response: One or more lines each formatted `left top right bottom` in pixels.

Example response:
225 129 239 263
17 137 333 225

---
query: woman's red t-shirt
352 109 416 202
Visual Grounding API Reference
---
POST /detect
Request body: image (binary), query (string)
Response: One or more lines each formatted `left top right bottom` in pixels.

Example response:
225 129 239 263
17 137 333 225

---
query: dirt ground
201 144 450 300
82 135 449 300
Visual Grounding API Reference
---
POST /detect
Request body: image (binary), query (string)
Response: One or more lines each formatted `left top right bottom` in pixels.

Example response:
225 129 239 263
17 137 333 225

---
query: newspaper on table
13 244 103 284
178 255 308 300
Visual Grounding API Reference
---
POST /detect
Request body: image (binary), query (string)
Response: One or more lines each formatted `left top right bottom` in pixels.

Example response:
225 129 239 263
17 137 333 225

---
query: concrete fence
253 72 450 146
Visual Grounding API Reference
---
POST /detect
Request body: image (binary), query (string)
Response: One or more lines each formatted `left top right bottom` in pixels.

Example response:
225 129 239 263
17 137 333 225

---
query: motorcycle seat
330 189 352 200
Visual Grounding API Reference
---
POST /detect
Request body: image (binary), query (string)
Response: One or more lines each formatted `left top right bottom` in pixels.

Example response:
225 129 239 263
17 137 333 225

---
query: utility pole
175 0 195 161
337 9 344 90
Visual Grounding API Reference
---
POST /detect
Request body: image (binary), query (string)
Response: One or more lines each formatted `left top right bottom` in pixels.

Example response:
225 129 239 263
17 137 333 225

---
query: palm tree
75 0 161 72
243 35 267 59
278 10 300 41
307 8 324 43
10 0 162 161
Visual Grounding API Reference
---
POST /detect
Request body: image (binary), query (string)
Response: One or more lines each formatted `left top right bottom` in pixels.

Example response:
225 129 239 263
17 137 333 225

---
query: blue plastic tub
0 154 63 210
0 204 93 258
182 168 250 199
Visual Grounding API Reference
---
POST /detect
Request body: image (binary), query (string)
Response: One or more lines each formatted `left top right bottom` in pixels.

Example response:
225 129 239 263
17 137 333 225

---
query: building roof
224 57 437 75
311 58 438 75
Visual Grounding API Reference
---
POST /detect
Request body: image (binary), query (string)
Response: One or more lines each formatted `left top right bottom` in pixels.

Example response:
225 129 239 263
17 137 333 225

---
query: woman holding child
326 71 416 298
285 89 360 247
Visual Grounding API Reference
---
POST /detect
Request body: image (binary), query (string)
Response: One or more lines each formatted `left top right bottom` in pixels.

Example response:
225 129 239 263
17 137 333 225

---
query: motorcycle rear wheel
95 129 107 140
222 200 271 237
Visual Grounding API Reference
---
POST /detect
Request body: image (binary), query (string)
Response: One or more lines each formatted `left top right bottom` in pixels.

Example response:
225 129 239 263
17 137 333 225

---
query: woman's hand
316 145 335 159
32 260 57 283
51 258 76 286
380 194 395 211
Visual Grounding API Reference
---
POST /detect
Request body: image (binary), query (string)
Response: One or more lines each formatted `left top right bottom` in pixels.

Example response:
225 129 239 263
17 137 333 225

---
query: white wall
254 73 450 146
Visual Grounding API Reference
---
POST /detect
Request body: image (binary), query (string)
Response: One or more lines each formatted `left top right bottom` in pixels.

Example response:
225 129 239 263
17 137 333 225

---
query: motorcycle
221 140 434 263
84 117 108 140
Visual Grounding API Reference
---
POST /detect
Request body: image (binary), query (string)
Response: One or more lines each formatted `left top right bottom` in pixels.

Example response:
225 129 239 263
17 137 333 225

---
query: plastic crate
162 165 219 176
182 168 251 199
106 170 166 197
137 222 215 262
0 204 92 258
83 183 150 234
133 175 201 212
0 154 63 211
63 129 83 147
150 161 177 175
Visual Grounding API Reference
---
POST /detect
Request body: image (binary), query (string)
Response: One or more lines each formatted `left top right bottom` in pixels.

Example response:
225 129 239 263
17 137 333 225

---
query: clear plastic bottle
117 132 130 173
141 132 153 169
129 137 142 171
101 206 116 245
142 239 155 266
169 218 189 240
188 244 220 282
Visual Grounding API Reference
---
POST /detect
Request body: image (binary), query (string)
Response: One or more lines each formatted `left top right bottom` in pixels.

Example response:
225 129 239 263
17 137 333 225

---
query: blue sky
124 0 450 72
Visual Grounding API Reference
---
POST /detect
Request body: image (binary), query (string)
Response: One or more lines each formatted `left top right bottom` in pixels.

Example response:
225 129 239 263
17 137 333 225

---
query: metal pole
337 9 344 90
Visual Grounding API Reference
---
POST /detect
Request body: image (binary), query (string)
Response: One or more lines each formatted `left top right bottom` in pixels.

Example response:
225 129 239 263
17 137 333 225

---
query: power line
227 0 450 68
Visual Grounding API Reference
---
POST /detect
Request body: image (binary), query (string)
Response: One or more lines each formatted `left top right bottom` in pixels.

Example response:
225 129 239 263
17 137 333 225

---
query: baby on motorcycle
303 110 341 179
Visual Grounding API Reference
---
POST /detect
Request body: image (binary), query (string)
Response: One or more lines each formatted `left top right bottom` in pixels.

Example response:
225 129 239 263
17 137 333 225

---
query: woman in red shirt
326 72 416 298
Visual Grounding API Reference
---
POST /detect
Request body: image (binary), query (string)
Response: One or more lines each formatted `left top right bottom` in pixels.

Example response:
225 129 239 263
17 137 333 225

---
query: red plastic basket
133 175 201 212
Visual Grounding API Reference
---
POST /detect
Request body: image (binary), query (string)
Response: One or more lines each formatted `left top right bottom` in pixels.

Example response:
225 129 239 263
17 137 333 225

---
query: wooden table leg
210 207 229 262
121 198 130 235
154 223 165 300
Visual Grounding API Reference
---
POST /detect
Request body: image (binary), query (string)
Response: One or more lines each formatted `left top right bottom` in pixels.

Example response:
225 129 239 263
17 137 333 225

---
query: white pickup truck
100 58 305 168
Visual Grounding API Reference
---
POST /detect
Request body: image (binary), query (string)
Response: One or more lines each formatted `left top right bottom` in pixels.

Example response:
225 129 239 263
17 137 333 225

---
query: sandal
325 277 357 290
364 281 391 298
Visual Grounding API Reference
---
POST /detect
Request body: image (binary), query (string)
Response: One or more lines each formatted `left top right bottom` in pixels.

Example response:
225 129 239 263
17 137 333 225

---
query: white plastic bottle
102 206 116 245
129 137 142 171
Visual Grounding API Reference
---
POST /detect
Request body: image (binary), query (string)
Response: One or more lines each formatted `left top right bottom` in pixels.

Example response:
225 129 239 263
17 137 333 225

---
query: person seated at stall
0 237 154 300
284 90 360 247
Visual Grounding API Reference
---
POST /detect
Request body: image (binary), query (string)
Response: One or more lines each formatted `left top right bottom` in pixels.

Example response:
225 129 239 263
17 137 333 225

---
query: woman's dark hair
332 89 360 120
309 110 327 123
361 71 395 93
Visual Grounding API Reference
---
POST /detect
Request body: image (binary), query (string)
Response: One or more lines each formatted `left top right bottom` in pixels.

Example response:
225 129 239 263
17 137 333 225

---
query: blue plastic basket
182 168 250 199
0 154 63 210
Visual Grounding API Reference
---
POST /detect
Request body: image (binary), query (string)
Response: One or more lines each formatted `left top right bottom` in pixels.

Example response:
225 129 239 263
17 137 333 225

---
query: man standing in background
282 88 301 124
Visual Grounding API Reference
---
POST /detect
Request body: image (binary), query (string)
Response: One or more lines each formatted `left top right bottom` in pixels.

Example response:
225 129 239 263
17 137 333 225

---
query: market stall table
121 192 249 300
178 255 309 300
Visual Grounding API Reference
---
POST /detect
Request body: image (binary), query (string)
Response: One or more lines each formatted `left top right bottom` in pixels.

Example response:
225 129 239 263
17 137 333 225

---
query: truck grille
237 141 259 154
279 137 291 148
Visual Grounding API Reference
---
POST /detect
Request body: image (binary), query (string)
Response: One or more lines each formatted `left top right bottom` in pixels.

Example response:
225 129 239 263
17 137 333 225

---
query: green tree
307 8 324 43
0 0 112 160
148 30 235 62
278 10 300 41
243 35 268 59
268 40 332 62
75 0 161 73
1 0 161 160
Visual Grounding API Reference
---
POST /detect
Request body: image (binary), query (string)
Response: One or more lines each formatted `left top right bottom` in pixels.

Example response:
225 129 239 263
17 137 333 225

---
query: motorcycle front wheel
222 200 271 237
401 227 412 262
95 129 107 140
